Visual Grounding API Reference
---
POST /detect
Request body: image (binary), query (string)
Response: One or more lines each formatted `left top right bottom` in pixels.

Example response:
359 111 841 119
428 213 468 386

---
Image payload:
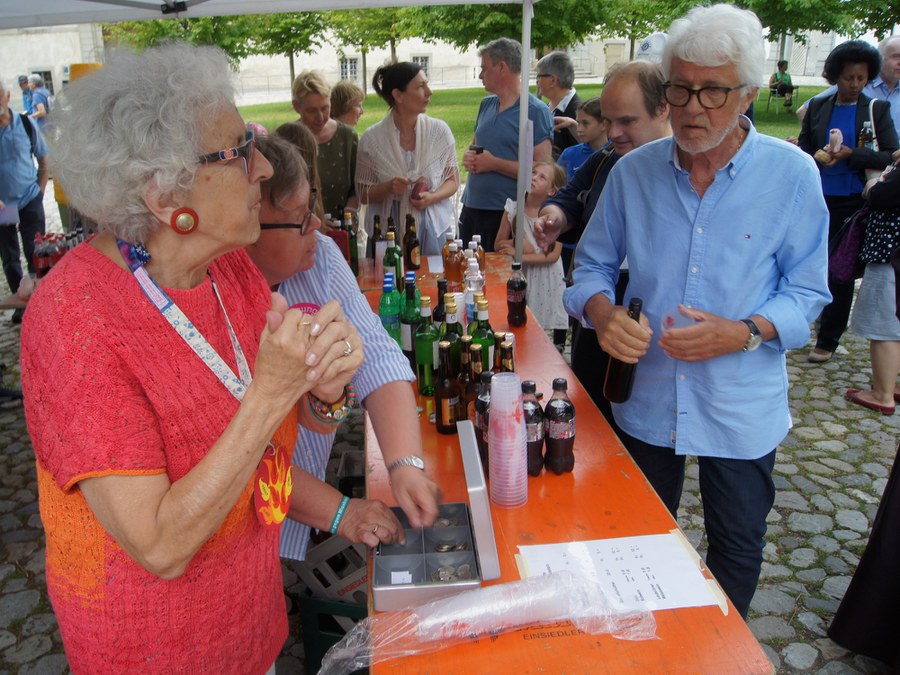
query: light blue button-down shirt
564 121 831 459
0 111 47 206
278 233 414 561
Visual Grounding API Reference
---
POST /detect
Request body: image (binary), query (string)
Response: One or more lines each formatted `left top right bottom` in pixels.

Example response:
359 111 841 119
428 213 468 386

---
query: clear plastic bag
319 570 656 674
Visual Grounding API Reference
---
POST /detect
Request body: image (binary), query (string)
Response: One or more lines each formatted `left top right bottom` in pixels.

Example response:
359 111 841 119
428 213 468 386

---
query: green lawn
239 84 827 174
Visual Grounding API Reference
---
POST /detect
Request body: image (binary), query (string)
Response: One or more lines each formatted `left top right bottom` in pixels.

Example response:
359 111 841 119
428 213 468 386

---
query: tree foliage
738 0 856 42
404 1 606 52
103 16 257 64
597 0 693 59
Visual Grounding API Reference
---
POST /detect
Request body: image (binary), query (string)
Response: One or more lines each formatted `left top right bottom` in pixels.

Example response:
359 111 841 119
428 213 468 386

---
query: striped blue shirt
279 233 414 560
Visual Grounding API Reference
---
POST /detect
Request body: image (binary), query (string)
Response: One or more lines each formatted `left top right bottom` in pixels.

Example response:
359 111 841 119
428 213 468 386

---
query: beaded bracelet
329 495 350 535
308 384 357 425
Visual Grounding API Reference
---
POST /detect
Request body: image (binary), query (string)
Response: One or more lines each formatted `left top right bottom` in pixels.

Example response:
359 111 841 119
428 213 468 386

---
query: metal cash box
372 421 501 611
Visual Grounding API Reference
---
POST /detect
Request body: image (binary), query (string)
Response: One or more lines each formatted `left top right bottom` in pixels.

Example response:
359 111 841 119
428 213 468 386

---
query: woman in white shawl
356 62 459 255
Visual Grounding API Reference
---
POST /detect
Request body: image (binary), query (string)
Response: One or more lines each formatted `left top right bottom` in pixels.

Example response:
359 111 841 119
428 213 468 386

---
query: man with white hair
535 50 581 158
27 74 51 132
564 4 831 617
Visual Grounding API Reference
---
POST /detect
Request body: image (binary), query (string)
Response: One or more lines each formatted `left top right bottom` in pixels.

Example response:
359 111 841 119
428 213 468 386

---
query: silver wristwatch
386 455 425 473
741 319 762 352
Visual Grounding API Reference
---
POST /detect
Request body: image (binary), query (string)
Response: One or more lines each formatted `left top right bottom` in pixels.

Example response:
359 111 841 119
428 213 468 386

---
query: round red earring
171 207 199 235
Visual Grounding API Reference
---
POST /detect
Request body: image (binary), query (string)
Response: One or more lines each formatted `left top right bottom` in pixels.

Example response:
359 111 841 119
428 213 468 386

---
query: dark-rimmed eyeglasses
198 129 256 174
260 189 319 235
662 83 746 110
535 73 552 79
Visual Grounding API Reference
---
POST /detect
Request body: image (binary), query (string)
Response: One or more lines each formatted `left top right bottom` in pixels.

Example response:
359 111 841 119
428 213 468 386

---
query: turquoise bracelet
329 495 350 534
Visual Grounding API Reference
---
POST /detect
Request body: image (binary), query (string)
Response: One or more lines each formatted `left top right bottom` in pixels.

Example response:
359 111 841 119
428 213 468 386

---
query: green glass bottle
469 297 495 372
383 231 403 284
415 297 439 397
438 295 464 377
400 276 419 370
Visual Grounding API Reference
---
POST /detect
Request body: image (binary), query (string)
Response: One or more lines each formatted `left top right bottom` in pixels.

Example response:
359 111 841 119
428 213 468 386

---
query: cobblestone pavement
1 193 897 674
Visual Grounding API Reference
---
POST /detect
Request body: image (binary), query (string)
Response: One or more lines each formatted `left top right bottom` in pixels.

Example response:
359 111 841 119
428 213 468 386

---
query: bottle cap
387 231 395 241
444 292 456 304
473 234 482 244
420 296 431 308
439 340 450 349
446 300 458 312
471 343 482 353
521 380 536 394
480 371 495 384
461 334 473 344
468 258 479 269
500 340 513 349
476 299 489 310
511 261 522 271
494 331 507 340
552 378 568 391
449 243 458 251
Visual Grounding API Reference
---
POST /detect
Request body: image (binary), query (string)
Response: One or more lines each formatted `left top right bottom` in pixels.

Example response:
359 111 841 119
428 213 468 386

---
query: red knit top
21 244 287 673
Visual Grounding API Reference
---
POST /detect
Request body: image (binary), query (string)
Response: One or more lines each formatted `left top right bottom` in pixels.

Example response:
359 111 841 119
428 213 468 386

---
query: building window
340 58 359 81
412 56 430 78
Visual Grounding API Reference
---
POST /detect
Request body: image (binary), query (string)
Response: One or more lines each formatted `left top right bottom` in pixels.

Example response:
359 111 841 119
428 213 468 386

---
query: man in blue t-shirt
459 37 553 251
17 76 32 115
0 80 48 314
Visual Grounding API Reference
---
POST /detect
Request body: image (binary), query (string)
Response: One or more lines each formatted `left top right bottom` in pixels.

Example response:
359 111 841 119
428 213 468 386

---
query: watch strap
386 455 425 472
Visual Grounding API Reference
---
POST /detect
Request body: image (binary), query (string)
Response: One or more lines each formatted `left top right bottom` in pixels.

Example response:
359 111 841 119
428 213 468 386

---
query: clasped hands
254 293 363 407
596 303 751 363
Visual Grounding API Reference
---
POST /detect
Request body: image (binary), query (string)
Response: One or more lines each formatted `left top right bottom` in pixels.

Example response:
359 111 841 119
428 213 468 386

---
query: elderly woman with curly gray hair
18 43 394 673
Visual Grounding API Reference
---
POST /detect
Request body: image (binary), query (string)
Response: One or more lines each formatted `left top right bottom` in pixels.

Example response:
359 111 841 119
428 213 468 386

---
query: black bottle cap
552 377 568 391
521 380 536 394
511 262 522 270
480 371 495 384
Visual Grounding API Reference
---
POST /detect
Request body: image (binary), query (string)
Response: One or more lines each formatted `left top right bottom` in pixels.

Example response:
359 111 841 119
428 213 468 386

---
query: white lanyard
119 240 251 401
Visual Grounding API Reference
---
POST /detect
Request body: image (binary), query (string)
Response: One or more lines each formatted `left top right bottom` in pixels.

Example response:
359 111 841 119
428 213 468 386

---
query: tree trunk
390 37 397 62
289 51 295 85
361 49 368 94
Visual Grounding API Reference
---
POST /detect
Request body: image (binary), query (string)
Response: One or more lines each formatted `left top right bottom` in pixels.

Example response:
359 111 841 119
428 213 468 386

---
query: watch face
746 334 763 351
407 456 425 470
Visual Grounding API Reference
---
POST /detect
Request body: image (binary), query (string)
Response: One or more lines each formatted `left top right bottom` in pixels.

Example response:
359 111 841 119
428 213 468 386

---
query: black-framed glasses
198 129 256 175
662 83 746 110
535 73 552 79
260 189 319 234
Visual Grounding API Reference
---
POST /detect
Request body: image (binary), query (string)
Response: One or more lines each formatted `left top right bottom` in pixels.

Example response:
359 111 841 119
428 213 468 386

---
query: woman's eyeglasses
260 190 319 235
662 83 746 110
198 129 256 174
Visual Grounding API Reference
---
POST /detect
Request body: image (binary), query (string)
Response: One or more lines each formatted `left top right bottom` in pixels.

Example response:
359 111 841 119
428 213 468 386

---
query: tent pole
514 0 535 263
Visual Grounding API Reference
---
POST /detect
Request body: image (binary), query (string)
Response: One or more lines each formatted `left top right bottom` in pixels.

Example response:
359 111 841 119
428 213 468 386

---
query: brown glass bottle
491 331 506 374
544 378 575 475
456 336 473 420
467 344 484 422
435 340 460 435
370 214 383 259
474 370 494 475
404 216 421 271
507 261 527 327
602 298 643 404
522 380 545 476
500 340 515 373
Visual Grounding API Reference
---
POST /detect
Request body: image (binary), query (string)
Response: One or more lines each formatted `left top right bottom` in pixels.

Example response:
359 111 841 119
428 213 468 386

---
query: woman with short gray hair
22 42 370 673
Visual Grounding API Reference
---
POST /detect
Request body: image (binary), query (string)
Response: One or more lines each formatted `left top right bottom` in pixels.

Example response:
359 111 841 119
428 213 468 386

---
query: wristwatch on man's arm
740 318 763 352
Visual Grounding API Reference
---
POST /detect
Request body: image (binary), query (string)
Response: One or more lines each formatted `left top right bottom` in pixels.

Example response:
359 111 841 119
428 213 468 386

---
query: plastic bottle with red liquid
544 378 575 474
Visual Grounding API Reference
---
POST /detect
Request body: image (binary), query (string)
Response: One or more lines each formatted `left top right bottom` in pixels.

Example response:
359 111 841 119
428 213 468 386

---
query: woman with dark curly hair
799 40 899 363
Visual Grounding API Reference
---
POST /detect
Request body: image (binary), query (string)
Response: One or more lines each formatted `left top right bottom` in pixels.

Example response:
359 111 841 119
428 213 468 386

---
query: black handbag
829 204 870 282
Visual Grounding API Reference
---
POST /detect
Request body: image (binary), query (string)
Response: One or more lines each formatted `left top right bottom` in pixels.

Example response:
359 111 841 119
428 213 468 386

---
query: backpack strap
18 113 35 158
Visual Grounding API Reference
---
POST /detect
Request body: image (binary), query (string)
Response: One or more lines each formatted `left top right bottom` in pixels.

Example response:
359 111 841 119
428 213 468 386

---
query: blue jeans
620 430 776 618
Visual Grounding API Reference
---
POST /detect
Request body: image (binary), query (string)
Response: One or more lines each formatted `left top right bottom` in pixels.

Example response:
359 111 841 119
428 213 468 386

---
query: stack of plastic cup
488 372 528 507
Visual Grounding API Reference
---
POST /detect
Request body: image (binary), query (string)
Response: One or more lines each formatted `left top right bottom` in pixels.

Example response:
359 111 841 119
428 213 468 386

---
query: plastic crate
293 533 368 627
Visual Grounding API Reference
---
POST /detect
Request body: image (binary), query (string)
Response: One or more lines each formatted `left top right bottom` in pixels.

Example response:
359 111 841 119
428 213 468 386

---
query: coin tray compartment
373 502 483 611
373 554 425 586
378 529 423 557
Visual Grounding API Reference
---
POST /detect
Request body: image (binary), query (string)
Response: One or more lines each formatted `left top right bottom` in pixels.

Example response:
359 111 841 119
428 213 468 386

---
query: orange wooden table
362 255 771 674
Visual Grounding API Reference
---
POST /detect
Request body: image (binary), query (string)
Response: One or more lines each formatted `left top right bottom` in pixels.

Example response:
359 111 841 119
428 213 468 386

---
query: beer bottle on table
387 216 398 238
467 344 484 421
469 298 495 372
404 217 421 271
491 331 506 374
457 335 474 420
378 274 402 346
370 215 383 259
544 378 575 475
439 295 464 376
507 261 527 327
383 231 404 284
500 340 515 373
435 340 460 435
522 380 545 476
400 277 419 369
602 298 643 404
414 297 439 396
402 271 422 312
474 370 494 475
344 208 359 277
433 279 448 331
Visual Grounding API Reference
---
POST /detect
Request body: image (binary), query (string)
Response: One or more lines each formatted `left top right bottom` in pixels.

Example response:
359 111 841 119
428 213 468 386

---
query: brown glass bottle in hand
602 298 643 404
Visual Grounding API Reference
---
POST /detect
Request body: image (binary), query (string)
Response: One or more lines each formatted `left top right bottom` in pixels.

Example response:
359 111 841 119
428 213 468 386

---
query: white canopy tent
1 0 541 258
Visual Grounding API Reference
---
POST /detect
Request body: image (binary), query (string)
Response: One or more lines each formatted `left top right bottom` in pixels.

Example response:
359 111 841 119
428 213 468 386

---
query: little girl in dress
494 159 569 349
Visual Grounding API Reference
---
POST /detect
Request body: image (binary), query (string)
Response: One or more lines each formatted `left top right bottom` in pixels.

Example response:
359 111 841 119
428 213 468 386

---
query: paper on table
427 255 443 274
518 533 718 612
0 200 18 225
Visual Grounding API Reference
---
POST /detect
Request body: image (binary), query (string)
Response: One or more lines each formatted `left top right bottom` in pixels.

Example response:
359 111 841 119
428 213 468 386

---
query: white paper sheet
427 255 443 274
518 533 719 612
0 201 18 225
